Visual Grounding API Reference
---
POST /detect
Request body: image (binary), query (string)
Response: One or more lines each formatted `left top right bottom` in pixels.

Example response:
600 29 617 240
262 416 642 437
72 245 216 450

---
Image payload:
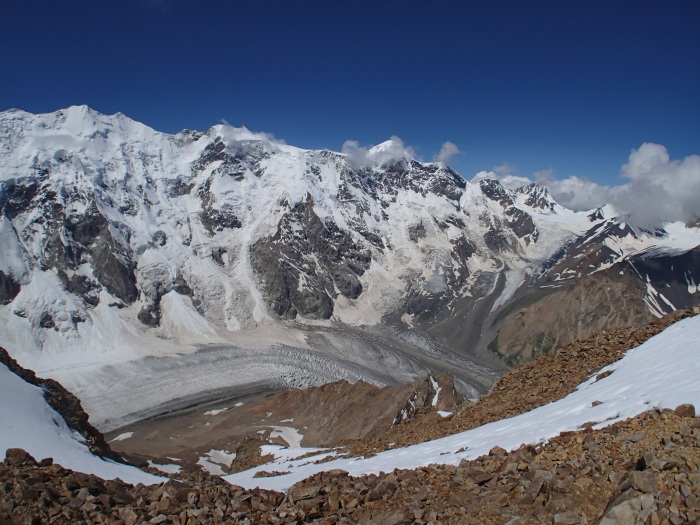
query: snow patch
204 408 229 417
148 460 181 474
109 432 134 442
269 426 304 448
197 449 236 475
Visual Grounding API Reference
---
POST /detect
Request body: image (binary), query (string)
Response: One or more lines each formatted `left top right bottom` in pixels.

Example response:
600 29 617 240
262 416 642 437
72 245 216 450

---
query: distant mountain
1 106 698 425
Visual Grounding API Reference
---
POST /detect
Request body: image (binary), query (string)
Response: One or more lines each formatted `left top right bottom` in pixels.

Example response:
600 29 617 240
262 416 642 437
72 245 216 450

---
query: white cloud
472 170 532 190
544 175 610 212
611 143 700 228
434 141 461 166
342 136 417 168
493 162 516 176
472 143 700 228
219 121 286 145
341 140 370 168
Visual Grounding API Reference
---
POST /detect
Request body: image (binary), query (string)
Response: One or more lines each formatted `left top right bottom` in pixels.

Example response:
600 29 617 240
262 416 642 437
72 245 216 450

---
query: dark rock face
58 271 100 307
136 273 195 328
39 312 56 329
0 177 41 219
405 289 450 321
339 159 466 212
479 178 513 207
408 222 427 242
151 230 167 247
63 202 138 304
191 138 276 235
0 270 20 304
6 178 140 310
192 137 268 182
516 183 556 212
480 179 538 246
505 206 538 244
402 235 477 323
196 178 242 235
539 219 635 282
484 226 514 253
250 194 371 319
164 176 194 197
137 301 162 327
628 246 700 312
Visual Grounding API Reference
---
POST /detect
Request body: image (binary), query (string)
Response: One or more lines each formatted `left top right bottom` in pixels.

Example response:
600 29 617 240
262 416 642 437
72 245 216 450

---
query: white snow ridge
0 363 163 485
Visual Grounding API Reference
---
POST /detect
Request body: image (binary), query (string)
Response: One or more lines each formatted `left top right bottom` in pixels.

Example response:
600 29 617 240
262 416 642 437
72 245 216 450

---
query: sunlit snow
0 364 163 485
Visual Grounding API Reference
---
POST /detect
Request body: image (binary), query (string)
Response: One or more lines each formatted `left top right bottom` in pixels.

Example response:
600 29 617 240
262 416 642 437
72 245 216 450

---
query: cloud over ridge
476 143 700 228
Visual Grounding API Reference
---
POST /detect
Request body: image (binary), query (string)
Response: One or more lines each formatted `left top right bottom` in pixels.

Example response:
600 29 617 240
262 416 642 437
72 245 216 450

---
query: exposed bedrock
250 194 371 319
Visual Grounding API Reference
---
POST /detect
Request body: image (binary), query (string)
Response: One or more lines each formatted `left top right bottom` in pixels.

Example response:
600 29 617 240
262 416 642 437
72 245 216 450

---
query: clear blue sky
1 1 698 185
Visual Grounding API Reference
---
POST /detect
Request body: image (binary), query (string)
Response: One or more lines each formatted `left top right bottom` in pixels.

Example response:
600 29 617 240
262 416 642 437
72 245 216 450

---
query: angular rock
674 404 695 417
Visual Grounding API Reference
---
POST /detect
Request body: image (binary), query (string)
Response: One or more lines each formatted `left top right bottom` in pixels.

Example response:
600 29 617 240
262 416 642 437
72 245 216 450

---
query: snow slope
225 314 700 491
0 362 163 484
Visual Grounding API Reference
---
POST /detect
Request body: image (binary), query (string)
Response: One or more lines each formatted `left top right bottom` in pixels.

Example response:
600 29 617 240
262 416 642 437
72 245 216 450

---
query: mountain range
1 105 699 430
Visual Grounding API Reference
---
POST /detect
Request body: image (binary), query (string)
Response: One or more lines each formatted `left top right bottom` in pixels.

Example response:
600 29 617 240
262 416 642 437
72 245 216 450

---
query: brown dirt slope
340 307 699 456
108 373 464 474
488 268 653 366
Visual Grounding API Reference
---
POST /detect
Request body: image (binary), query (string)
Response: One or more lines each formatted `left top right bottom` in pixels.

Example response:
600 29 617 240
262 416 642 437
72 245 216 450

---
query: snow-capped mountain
1 106 698 428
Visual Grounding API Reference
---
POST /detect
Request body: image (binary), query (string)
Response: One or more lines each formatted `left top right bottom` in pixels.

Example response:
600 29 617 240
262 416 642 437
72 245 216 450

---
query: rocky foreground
2 310 700 524
2 406 699 524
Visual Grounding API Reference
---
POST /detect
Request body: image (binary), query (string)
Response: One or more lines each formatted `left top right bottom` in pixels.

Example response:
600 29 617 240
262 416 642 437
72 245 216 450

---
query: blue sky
1 0 698 188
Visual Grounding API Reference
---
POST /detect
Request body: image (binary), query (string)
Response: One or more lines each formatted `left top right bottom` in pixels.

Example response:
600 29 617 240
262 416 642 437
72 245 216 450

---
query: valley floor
70 322 500 433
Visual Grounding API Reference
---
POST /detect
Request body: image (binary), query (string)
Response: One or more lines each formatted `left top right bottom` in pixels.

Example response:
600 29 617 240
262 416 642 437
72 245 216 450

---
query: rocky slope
0 348 118 462
338 308 700 457
2 312 699 524
3 410 699 524
0 349 163 486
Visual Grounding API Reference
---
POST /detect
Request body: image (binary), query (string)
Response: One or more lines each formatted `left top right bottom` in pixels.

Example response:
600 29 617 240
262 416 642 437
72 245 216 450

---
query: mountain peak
367 136 414 165
515 183 557 212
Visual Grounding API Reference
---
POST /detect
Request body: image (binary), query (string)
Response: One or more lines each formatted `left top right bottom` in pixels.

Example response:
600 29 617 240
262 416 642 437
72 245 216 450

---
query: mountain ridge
1 106 699 431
